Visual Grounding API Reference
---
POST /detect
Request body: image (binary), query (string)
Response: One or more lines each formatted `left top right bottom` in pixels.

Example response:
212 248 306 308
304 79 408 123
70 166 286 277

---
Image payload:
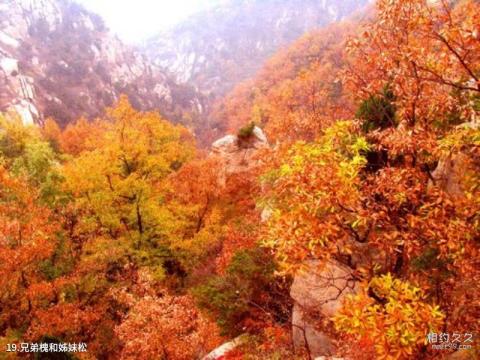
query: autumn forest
0 0 479 359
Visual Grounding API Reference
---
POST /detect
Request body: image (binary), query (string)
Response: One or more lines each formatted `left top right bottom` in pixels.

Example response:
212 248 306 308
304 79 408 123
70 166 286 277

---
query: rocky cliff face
145 0 369 98
0 0 205 127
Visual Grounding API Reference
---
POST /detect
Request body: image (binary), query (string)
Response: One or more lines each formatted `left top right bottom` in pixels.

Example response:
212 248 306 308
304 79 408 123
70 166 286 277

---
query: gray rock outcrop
290 260 358 358
211 126 269 186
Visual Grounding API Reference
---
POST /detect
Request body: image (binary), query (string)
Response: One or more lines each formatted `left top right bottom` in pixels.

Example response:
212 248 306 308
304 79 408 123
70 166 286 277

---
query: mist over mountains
1 0 367 135
0 1 479 359
145 0 369 97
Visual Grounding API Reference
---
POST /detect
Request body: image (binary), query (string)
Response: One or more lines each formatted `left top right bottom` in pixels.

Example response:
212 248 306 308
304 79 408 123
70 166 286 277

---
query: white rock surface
12 100 39 125
212 135 238 154
202 335 246 360
0 31 20 48
0 57 18 76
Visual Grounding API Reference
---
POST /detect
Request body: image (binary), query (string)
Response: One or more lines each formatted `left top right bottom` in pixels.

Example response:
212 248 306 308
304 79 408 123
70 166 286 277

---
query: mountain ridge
145 0 369 98
0 0 205 127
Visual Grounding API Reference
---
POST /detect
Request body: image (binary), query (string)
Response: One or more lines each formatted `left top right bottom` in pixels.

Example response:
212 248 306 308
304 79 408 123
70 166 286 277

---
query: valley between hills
0 0 479 359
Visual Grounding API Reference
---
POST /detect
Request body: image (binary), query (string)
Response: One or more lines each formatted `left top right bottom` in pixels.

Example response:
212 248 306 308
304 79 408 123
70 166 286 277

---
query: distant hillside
145 0 369 99
0 0 205 127
203 17 365 144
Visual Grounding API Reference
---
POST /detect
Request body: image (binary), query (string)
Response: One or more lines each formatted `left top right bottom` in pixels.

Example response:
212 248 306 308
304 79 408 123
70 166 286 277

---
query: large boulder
211 126 268 154
292 305 335 357
290 260 359 318
211 126 269 186
211 134 238 154
290 260 358 358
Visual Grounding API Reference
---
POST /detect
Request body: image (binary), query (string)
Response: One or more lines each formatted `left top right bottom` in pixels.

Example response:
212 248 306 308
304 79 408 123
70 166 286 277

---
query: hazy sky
77 0 215 43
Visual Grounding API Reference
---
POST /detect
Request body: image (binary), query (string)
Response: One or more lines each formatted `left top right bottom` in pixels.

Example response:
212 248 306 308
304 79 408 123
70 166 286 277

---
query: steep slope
0 0 205 127
145 0 369 98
